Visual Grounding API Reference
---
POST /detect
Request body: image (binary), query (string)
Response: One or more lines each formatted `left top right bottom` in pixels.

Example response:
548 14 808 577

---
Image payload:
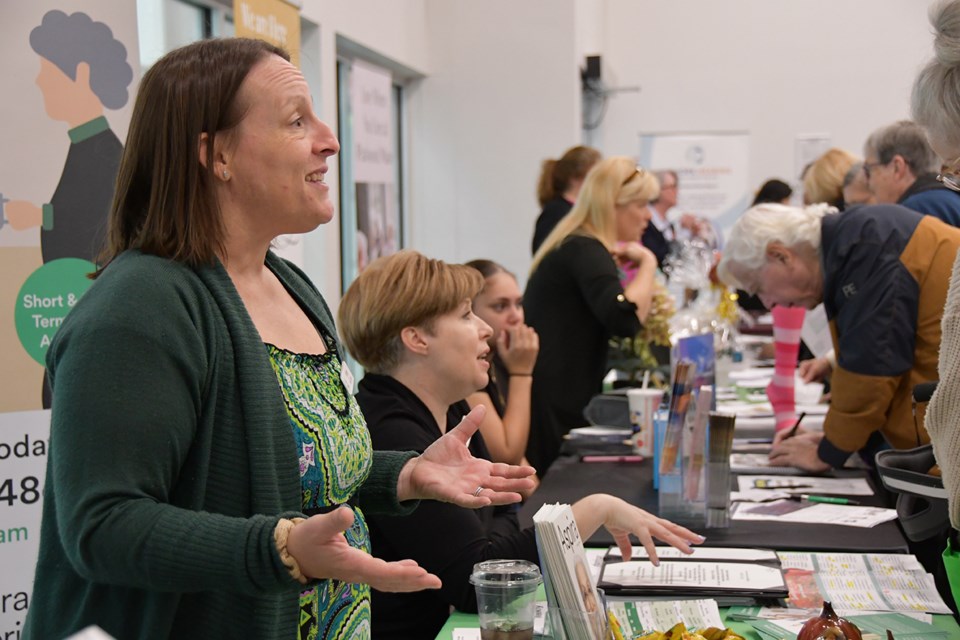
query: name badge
340 359 355 392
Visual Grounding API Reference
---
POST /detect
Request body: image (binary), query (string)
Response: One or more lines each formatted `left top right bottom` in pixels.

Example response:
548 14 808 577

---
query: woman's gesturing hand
572 494 705 566
286 507 442 592
397 405 537 507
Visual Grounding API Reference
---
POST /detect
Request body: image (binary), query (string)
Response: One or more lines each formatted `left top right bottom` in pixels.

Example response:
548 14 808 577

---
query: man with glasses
863 120 960 226
642 169 719 268
642 169 679 267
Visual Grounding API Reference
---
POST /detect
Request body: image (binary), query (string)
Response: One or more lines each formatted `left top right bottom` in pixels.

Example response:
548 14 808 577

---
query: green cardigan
23 251 417 640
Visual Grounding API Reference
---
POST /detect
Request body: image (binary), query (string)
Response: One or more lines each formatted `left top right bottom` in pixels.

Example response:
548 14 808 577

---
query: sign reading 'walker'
14 258 95 365
234 0 301 67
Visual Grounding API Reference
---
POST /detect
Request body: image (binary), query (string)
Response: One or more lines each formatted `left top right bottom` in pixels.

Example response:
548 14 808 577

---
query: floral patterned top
266 337 373 640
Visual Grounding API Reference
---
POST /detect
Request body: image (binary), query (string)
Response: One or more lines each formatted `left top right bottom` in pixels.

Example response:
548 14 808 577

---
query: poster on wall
0 3 139 634
795 133 832 204
347 59 399 279
639 131 751 238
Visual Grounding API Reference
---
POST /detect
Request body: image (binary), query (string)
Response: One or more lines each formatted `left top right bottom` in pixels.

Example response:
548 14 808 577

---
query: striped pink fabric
767 306 806 431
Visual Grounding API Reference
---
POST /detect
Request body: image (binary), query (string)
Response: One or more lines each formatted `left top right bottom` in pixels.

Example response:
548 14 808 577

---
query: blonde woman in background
803 147 860 209
524 157 661 474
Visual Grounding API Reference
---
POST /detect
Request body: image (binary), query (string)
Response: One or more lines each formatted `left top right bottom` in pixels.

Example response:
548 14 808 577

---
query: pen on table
580 454 644 463
782 411 807 440
789 494 861 505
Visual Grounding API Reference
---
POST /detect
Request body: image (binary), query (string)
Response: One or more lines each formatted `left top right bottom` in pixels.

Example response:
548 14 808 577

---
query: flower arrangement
608 279 676 379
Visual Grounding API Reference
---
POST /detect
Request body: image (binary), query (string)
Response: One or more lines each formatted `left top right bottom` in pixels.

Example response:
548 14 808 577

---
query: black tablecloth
519 455 908 553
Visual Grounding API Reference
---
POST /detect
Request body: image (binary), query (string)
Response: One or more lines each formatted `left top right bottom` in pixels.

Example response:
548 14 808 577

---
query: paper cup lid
469 559 542 587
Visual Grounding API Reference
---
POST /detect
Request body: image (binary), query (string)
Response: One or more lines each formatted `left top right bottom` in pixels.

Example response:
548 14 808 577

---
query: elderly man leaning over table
717 201 960 473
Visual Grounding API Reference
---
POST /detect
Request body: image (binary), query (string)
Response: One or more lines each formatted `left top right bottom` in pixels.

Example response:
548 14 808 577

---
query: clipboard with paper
597 546 789 604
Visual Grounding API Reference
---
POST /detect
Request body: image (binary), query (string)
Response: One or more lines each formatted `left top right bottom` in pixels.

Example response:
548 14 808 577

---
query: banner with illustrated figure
0 3 138 635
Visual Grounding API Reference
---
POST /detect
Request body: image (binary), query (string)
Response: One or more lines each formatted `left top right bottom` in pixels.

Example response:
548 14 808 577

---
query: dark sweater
531 196 574 254
899 172 960 228
24 251 416 640
523 234 642 474
358 373 539 640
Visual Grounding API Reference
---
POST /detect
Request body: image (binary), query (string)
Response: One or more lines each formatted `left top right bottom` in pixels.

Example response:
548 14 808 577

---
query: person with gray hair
717 201 960 473
912 0 960 609
6 10 132 264
914 0 960 488
863 120 960 225
641 169 679 266
842 162 874 207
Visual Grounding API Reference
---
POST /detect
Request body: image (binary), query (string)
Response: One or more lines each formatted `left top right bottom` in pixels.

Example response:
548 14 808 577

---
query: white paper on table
602 561 785 590
718 401 774 417
738 606 932 624
773 552 952 614
730 453 806 475
607 599 724 635
736 475 874 495
533 601 548 635
777 552 924 574
452 629 480 640
731 501 898 528
729 367 775 383
814 572 950 614
732 440 775 453
730 489 793 503
609 546 779 562
567 425 631 437
585 547 607 587
801 304 833 358
720 401 829 417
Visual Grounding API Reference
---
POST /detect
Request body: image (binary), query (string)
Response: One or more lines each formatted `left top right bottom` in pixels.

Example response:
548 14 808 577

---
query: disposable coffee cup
626 388 664 457
470 559 542 640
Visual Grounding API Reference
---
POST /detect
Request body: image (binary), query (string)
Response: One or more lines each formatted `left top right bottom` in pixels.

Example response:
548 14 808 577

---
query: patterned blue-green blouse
266 339 373 640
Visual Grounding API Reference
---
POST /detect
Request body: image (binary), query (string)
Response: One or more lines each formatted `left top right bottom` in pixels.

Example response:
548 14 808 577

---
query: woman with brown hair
22 38 533 640
531 145 602 253
464 259 538 468
339 250 703 639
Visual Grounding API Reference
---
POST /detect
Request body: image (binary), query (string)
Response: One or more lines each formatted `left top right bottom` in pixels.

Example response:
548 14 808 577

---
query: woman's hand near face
498 325 539 376
612 242 655 267
615 243 658 321
286 507 442 592
571 494 704 566
396 405 537 506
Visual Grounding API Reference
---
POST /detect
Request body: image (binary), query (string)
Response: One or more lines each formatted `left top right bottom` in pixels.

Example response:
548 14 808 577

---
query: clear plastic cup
470 559 542 640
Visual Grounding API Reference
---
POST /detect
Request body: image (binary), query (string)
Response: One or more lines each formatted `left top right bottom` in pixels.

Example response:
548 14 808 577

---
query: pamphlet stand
705 412 736 529
658 386 708 527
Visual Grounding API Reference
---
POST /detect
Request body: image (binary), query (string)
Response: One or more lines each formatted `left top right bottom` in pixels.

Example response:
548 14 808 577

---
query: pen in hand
782 411 807 440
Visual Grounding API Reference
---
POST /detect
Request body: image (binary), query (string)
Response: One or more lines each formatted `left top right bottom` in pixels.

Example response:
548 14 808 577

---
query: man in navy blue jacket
864 120 960 227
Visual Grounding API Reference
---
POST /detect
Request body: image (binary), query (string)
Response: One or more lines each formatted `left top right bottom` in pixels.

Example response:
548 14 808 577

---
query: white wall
296 0 941 297
591 0 937 190
407 0 581 278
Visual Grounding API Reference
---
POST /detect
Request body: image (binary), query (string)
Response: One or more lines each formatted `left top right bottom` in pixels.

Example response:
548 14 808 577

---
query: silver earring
222 169 229 179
